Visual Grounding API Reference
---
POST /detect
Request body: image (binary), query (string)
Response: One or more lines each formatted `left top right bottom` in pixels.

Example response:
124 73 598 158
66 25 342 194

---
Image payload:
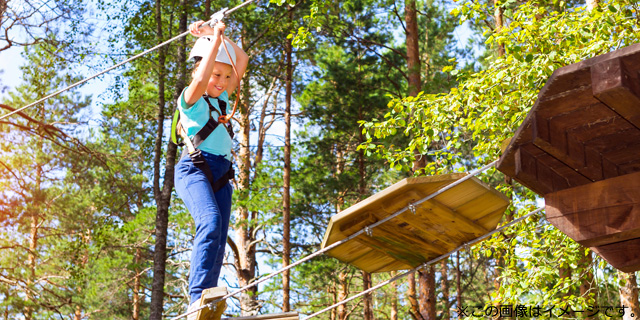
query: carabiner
209 7 228 26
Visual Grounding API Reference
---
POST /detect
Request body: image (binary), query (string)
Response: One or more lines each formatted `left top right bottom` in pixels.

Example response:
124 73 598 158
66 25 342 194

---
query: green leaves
357 0 638 311
525 53 534 62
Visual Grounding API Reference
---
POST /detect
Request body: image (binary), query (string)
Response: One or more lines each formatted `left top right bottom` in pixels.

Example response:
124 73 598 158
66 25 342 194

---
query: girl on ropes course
173 19 248 319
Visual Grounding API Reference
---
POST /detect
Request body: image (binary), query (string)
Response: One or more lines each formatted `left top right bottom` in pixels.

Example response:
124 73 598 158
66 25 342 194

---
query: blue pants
174 151 233 303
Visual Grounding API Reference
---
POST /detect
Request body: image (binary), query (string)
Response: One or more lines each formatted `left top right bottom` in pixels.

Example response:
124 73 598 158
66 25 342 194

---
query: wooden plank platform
497 43 640 272
497 42 640 195
223 312 299 320
321 174 510 273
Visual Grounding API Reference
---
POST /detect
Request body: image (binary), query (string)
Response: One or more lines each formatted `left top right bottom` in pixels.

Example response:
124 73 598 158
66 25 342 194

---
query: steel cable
171 160 501 320
302 207 544 319
0 0 257 121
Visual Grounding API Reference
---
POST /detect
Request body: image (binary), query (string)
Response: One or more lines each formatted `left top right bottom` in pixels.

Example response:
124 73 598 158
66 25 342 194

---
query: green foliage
363 0 640 174
0 41 98 318
4 0 639 317
361 0 639 314
280 2 411 314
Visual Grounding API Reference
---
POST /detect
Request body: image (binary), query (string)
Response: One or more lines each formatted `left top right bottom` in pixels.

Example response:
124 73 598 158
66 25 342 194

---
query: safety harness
171 95 234 193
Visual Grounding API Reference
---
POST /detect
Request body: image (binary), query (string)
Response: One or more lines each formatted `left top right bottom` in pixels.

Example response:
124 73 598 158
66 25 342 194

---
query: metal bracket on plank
408 203 417 215
364 226 373 237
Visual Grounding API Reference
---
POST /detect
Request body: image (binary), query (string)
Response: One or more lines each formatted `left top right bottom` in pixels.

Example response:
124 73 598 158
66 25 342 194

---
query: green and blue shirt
178 88 232 160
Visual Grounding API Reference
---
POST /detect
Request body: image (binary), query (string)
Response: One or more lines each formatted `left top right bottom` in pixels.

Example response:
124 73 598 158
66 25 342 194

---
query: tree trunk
334 144 348 319
73 232 90 320
619 272 640 320
456 253 462 313
133 247 142 320
405 0 421 96
74 305 82 320
405 1 432 315
391 271 398 320
149 0 168 315
408 273 423 320
282 8 293 312
363 272 373 320
356 90 373 319
149 0 184 316
492 183 514 320
493 0 505 56
233 32 259 316
337 272 349 320
331 283 337 320
234 91 259 315
25 114 44 320
421 267 436 320
441 260 450 319
25 208 38 320
335 146 345 212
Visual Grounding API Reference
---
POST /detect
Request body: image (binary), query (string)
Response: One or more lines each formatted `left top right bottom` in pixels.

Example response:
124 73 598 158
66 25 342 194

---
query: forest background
1 0 640 319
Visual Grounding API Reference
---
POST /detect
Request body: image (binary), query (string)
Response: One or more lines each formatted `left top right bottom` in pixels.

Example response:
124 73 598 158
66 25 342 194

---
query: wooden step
222 312 299 320
195 287 227 320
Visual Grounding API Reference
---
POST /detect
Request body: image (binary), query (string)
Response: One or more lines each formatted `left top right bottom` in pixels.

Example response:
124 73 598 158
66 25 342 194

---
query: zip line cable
171 160 501 320
301 207 544 319
0 0 257 121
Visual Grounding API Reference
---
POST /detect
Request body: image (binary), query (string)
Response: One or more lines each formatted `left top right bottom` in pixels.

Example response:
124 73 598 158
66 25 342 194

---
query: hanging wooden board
321 174 510 273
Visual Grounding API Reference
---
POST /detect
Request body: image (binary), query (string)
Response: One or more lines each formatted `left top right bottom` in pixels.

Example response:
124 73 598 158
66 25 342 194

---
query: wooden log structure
321 174 510 273
497 43 640 272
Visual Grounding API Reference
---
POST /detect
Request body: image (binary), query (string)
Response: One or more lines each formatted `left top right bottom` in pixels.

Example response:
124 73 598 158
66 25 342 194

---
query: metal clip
408 203 417 215
209 7 228 26
364 226 373 237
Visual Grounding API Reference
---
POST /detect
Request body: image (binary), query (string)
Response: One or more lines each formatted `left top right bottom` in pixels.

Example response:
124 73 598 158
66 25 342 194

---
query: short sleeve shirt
178 88 232 160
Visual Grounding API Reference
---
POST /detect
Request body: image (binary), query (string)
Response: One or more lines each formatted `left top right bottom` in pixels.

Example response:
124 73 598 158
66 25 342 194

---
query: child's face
206 62 233 97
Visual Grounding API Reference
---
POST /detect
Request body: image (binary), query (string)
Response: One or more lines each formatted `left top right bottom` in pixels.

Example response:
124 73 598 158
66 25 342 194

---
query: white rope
301 207 544 319
170 160 499 320
0 0 257 121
